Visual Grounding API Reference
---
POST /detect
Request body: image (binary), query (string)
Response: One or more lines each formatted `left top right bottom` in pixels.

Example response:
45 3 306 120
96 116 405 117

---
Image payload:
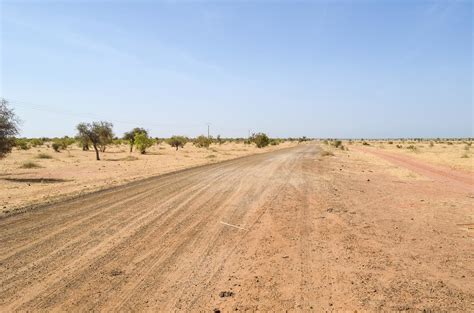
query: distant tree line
0 99 315 161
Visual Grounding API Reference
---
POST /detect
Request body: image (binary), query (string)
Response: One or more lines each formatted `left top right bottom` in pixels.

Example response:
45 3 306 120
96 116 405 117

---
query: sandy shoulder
0 141 299 216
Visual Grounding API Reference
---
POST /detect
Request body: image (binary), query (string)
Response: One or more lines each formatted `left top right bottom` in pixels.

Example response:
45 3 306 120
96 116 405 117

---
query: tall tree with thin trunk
76 121 114 160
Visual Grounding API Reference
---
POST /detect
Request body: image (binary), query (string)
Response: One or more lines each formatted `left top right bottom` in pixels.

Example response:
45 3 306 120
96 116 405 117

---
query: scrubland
0 141 297 215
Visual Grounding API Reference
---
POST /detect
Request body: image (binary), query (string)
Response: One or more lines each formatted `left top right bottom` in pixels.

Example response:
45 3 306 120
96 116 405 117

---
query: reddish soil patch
355 146 474 192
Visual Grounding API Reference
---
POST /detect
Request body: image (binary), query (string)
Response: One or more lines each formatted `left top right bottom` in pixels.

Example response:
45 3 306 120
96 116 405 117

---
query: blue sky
1 0 472 138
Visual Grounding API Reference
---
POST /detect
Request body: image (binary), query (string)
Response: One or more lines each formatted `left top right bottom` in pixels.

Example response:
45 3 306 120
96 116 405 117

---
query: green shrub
250 133 270 148
333 140 342 148
194 135 212 148
29 138 44 147
362 142 370 146
52 138 74 152
124 128 148 152
52 142 61 152
15 139 30 150
396 144 403 149
167 136 187 150
134 132 154 154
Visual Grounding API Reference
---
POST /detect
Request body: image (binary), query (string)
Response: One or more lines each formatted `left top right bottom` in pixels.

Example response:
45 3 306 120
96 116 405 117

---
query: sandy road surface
0 144 472 311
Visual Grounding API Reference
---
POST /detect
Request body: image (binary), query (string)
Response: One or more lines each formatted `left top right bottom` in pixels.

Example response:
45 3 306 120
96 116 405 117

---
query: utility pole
207 123 211 139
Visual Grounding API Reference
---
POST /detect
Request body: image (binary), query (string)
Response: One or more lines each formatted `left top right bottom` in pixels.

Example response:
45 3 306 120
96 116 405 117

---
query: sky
1 0 472 138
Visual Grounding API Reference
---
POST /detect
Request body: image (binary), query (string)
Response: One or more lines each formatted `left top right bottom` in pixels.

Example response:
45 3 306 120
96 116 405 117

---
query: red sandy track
355 147 474 191
0 144 472 311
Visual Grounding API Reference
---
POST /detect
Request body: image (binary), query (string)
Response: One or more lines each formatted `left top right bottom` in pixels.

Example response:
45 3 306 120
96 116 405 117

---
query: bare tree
0 99 20 159
76 121 114 160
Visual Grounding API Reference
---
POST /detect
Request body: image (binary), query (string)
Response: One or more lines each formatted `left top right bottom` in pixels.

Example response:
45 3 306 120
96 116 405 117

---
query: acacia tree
76 121 114 160
0 99 20 159
123 127 148 153
167 136 187 151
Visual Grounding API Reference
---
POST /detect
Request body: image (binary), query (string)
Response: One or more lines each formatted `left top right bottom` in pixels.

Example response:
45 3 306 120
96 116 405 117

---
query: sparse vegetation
15 139 30 150
321 150 334 156
216 135 223 145
124 128 148 153
36 153 53 159
134 132 154 154
20 161 42 169
250 133 270 148
194 135 212 148
167 136 187 151
52 142 61 152
76 121 114 160
77 134 91 151
0 99 20 159
29 138 44 147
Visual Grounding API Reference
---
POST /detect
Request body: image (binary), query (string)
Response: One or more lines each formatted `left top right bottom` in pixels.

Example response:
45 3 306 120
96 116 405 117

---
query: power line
3 97 255 136
6 98 202 130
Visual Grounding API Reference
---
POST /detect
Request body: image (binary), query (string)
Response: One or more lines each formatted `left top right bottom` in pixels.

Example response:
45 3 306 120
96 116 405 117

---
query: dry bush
20 161 42 169
36 153 53 159
321 150 334 156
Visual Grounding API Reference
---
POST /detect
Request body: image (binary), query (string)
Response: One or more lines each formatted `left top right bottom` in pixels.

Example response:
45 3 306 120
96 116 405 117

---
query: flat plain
0 141 472 311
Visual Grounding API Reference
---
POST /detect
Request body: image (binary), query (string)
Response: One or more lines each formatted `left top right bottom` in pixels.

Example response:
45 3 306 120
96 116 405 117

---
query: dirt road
354 146 474 190
0 144 472 311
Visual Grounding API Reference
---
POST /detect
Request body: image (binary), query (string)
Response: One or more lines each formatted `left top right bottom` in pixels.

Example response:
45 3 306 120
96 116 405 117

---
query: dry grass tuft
321 150 335 157
20 161 42 169
36 153 53 159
